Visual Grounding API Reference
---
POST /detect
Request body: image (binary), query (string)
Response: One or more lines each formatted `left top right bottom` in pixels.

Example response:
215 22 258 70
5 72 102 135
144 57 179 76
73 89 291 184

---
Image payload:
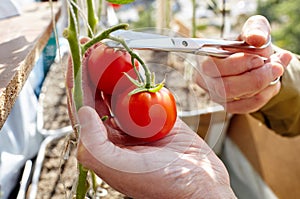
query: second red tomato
86 43 138 95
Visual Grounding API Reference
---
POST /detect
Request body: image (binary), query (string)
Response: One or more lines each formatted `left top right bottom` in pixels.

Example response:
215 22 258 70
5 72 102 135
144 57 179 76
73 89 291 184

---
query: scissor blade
110 29 168 39
128 38 201 52
108 29 200 52
106 35 201 52
106 30 270 56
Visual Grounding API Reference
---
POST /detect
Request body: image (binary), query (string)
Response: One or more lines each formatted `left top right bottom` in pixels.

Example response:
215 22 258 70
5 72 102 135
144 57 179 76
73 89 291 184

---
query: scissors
105 30 271 58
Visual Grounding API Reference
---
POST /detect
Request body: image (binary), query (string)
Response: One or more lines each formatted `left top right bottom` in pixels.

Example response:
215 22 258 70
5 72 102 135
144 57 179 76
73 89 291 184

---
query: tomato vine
64 0 175 198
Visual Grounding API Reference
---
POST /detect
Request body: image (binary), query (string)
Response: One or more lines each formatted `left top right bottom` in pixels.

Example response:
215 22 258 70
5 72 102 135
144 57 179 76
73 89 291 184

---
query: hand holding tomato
66 37 177 142
82 38 177 142
77 106 237 199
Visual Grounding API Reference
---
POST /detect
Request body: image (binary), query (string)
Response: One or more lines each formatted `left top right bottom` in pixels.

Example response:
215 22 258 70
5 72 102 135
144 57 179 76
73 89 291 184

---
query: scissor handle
194 37 272 57
196 36 272 49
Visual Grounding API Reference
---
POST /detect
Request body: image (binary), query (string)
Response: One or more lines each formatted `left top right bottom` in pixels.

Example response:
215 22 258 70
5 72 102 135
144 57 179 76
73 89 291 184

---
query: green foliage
131 5 155 28
106 0 135 4
257 0 300 54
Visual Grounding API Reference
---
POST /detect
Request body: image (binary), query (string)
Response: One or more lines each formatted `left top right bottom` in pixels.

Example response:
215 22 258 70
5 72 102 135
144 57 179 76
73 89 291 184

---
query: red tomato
111 87 177 142
108 3 122 9
86 42 138 95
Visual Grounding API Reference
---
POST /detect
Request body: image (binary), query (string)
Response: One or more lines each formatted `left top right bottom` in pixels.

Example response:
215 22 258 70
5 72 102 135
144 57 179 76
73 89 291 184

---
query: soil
31 49 216 198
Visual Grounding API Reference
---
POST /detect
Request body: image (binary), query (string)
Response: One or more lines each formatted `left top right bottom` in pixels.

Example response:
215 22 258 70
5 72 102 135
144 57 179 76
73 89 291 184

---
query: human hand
195 15 292 114
77 106 236 199
65 37 237 199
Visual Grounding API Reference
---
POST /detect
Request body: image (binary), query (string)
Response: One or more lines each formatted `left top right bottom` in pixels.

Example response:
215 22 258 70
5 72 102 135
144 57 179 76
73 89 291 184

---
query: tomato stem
131 56 144 84
87 0 98 38
76 164 89 199
64 1 89 198
82 23 129 53
64 0 83 111
108 35 153 89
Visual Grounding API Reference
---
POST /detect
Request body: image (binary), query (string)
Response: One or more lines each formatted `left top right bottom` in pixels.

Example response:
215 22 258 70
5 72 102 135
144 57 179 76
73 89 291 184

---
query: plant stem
66 1 151 199
108 35 152 88
91 171 98 193
87 0 98 37
76 164 89 199
98 0 103 22
191 0 196 38
82 23 129 52
64 1 88 198
220 0 226 38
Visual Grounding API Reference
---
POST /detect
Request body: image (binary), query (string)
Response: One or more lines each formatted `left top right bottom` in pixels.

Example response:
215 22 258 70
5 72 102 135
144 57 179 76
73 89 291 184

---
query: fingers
197 55 282 101
240 15 271 47
223 82 281 113
275 50 293 68
196 51 292 113
234 15 273 58
201 53 265 77
76 106 149 173
219 57 283 100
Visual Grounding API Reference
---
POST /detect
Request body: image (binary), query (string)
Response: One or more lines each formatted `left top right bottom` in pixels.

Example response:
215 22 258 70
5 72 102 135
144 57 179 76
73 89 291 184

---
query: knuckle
253 71 265 91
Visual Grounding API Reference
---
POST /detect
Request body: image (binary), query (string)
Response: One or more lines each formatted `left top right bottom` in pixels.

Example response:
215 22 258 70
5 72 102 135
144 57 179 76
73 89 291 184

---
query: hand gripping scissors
105 29 279 85
105 30 271 58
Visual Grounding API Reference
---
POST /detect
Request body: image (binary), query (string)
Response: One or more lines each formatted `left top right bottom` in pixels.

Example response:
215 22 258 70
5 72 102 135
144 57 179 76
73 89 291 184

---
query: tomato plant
86 42 138 95
84 36 178 142
111 87 177 142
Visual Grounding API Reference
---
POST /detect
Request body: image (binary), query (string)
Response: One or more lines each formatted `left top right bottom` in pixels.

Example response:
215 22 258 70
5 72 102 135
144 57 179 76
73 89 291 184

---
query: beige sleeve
251 52 300 137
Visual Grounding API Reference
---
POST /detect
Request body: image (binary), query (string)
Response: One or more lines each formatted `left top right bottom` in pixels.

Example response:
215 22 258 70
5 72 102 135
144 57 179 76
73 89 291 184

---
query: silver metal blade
106 30 202 52
110 29 168 39
105 30 271 56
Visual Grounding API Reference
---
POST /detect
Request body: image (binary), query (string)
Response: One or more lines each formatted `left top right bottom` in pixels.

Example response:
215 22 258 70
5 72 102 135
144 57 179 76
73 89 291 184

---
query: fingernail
279 52 293 67
78 106 107 143
246 30 268 47
78 106 92 124
246 29 266 39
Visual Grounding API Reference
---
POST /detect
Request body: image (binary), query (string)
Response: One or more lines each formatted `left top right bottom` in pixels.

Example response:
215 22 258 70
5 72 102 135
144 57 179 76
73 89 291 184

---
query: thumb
76 106 180 174
240 15 271 47
77 106 110 170
76 106 145 173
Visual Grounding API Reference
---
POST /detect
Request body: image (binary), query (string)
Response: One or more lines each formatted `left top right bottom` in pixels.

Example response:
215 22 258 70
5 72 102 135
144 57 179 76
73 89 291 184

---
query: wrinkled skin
195 15 292 114
66 40 236 198
67 15 293 199
77 107 236 199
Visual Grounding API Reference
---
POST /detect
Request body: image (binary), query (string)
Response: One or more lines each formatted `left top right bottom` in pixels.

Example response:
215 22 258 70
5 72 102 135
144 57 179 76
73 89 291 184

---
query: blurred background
104 0 300 54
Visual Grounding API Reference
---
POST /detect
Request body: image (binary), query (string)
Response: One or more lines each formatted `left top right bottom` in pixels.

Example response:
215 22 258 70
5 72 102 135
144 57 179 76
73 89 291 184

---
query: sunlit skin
195 15 292 114
72 15 292 199
69 38 236 199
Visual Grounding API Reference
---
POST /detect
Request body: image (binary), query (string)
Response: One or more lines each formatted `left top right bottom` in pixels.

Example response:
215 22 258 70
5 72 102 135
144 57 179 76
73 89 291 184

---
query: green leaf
123 72 142 87
106 0 135 4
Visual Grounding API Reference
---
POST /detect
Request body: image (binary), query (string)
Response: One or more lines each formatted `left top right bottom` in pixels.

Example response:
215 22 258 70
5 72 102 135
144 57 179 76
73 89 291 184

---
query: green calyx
107 35 165 95
124 72 165 95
